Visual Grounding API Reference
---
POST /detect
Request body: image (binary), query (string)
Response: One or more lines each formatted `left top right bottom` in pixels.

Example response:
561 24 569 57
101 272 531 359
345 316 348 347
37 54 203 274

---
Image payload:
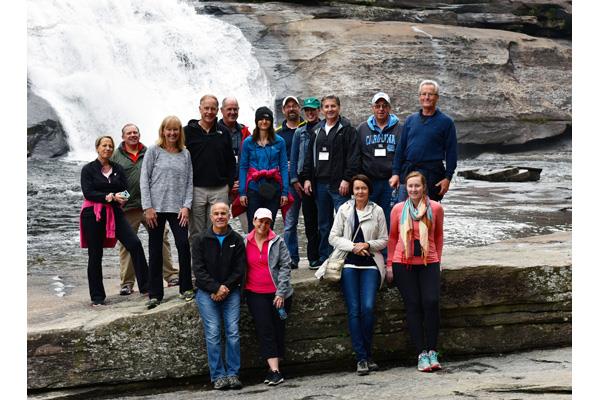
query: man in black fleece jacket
192 202 246 390
184 94 236 244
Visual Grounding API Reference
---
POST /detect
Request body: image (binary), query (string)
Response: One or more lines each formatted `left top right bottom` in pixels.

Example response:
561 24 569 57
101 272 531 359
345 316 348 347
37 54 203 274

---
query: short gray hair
419 80 439 95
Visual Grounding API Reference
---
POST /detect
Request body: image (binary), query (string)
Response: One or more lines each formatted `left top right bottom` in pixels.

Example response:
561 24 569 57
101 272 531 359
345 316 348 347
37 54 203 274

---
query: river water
27 143 571 298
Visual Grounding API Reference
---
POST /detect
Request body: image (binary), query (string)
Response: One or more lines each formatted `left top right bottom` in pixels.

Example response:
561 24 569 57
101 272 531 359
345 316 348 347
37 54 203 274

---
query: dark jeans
341 267 380 361
81 206 148 303
245 291 293 360
148 213 192 300
315 182 350 262
246 189 281 233
393 262 440 354
301 190 320 263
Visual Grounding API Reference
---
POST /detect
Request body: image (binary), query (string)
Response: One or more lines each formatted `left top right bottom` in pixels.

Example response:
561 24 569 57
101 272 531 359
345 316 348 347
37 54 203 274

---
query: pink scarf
79 200 117 248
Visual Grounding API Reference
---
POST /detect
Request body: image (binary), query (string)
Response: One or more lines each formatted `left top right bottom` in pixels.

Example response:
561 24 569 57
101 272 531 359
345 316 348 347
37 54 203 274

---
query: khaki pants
119 208 178 289
189 185 229 245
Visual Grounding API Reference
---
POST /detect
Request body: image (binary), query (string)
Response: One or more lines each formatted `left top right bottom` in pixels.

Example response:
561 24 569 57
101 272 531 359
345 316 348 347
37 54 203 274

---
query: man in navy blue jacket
389 80 458 202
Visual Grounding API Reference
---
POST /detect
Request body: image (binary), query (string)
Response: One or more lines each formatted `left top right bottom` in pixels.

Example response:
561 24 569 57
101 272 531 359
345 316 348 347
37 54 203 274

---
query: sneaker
213 377 229 390
417 351 432 372
179 289 195 302
428 350 441 371
290 261 299 270
356 360 369 376
267 370 284 386
91 300 106 307
227 375 243 390
119 285 133 296
367 360 379 371
167 277 179 287
146 298 160 310
308 260 320 270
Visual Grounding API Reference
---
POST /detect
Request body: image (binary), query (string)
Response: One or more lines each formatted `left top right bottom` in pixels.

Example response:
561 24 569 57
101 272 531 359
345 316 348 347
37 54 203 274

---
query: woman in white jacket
327 174 388 376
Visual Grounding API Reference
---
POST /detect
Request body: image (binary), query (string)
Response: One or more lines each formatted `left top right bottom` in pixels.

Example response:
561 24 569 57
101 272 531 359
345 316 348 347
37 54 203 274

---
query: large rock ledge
27 232 571 391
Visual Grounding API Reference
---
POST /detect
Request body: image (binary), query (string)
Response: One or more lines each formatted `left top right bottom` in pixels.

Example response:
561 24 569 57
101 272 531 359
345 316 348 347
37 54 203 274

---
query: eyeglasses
372 104 390 109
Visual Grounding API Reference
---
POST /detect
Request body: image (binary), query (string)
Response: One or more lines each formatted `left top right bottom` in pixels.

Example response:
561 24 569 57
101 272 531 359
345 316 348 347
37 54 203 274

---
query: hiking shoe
264 369 273 384
428 350 441 371
418 351 432 372
179 289 195 302
167 277 179 287
213 377 229 390
308 260 320 270
357 360 369 375
267 370 284 386
227 375 243 390
146 298 160 310
119 285 133 296
367 360 379 371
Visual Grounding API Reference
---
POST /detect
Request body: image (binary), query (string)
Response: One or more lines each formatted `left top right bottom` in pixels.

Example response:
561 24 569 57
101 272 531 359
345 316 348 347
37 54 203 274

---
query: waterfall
27 0 273 160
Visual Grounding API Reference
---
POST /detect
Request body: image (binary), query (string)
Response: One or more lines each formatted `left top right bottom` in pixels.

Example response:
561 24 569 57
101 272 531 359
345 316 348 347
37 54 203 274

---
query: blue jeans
195 288 241 381
341 267 380 362
369 179 392 229
315 182 350 262
283 188 301 263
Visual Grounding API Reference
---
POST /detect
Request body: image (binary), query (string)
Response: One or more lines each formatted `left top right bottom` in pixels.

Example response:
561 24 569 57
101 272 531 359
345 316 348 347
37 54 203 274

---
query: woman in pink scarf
387 171 444 372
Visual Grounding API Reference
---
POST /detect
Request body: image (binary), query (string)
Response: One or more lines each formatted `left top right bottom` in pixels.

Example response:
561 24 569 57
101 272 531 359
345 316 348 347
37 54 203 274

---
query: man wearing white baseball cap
356 92 402 227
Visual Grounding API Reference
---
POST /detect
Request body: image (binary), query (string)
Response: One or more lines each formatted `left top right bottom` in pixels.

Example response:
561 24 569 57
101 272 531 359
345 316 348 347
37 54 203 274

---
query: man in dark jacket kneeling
192 202 246 390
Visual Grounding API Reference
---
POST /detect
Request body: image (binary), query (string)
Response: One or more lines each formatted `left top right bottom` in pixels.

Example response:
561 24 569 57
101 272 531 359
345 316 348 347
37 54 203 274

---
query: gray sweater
140 145 193 213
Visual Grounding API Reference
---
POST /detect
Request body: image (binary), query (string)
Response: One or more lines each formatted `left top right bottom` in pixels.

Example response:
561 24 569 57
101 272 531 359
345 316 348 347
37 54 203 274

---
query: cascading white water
28 0 273 160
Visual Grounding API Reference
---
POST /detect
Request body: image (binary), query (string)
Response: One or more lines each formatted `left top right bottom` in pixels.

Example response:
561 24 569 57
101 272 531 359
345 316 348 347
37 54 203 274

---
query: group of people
78 79 458 389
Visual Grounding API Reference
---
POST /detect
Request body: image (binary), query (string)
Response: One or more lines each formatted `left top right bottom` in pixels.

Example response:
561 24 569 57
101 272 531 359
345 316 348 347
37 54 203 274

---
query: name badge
374 148 386 157
235 155 239 163
319 152 330 161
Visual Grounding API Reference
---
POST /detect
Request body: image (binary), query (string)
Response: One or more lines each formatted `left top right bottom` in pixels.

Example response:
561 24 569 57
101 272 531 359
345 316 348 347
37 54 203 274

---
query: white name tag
235 155 239 163
319 152 330 161
374 148 387 157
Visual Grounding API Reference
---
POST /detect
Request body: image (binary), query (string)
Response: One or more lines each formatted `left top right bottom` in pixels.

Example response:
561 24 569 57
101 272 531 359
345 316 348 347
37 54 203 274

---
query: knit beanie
255 106 274 123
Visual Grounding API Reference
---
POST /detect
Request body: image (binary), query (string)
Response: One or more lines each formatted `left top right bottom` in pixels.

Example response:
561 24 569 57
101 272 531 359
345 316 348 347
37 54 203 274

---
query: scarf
400 196 433 265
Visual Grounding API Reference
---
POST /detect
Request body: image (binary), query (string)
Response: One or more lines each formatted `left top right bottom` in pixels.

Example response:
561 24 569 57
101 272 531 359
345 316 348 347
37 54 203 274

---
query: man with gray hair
185 95 236 244
111 123 178 295
218 97 251 232
389 80 458 202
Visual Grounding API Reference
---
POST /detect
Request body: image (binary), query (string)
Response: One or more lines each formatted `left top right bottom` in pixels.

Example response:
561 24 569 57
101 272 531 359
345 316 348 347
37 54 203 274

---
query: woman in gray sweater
141 116 194 309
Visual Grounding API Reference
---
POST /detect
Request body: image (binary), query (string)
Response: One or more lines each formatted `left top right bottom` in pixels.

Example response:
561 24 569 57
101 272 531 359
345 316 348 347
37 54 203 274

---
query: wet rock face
27 87 69 158
198 2 571 147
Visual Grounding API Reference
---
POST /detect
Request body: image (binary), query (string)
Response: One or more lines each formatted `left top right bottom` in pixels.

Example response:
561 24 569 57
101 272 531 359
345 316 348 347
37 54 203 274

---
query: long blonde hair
156 116 186 151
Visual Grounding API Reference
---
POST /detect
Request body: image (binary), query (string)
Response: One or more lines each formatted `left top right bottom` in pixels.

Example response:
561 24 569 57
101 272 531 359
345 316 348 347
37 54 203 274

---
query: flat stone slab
27 232 571 391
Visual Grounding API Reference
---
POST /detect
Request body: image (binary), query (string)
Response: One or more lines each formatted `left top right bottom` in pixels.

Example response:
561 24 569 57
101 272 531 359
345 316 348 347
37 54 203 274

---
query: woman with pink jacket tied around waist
387 170 444 372
80 135 149 306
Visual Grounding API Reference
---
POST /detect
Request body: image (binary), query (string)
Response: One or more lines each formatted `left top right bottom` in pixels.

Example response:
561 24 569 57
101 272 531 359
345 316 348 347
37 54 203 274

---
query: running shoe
428 350 441 371
417 351 432 372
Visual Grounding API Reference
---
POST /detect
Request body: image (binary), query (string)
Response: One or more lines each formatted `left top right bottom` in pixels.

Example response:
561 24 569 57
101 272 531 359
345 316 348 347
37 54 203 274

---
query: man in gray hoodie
356 92 402 227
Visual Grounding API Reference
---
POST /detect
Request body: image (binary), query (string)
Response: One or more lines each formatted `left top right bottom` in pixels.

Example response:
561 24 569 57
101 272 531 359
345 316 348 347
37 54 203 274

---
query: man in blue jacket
357 92 402 227
389 80 458 202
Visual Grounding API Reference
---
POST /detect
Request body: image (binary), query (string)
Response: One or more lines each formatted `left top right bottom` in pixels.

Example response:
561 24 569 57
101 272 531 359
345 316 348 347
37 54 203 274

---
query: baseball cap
282 96 300 107
254 208 273 221
302 97 321 110
371 92 390 105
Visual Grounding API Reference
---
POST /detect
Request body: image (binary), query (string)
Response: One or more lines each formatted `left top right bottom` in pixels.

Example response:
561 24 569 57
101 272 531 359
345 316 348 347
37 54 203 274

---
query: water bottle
277 307 288 320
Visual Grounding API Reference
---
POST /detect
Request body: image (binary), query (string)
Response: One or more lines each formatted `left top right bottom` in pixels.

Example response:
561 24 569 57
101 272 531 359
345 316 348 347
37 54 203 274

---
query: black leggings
393 262 440 355
147 212 192 300
245 291 292 360
81 206 148 303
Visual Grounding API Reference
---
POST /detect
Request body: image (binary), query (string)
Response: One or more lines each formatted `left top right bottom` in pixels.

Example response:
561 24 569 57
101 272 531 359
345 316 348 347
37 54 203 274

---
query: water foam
28 0 273 160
